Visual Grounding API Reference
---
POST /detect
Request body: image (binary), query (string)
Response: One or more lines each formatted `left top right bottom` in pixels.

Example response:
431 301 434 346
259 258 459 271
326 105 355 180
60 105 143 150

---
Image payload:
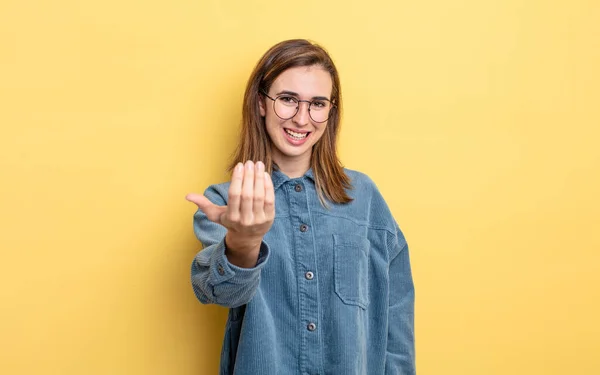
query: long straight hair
228 39 352 205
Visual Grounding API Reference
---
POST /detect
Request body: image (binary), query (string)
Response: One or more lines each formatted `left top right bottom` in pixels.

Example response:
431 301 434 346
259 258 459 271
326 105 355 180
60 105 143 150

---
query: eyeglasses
261 91 334 123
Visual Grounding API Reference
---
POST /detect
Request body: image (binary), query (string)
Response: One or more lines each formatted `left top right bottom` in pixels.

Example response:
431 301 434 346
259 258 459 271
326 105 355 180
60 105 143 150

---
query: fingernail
235 163 243 172
256 161 264 171
246 160 254 170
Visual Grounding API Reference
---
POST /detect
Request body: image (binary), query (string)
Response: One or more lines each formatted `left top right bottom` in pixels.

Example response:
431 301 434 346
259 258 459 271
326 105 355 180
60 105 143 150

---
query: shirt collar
271 167 315 191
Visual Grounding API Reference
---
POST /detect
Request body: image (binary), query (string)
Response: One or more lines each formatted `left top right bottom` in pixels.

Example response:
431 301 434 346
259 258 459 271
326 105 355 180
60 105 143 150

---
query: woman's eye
280 96 297 104
312 100 327 108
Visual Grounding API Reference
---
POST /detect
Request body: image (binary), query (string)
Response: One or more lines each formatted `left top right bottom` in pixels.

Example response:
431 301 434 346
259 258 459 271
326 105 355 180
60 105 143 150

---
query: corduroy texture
190 168 415 375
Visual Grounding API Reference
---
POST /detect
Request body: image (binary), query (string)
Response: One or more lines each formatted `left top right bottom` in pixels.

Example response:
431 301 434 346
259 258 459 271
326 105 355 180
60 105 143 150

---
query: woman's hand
186 161 275 268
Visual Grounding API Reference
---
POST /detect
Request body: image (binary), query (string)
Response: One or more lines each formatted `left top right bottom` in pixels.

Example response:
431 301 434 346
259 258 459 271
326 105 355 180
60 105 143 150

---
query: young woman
186 39 415 375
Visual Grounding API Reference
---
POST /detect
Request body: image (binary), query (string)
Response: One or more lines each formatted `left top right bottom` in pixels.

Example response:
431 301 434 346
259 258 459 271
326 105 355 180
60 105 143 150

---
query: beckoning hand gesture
186 161 275 268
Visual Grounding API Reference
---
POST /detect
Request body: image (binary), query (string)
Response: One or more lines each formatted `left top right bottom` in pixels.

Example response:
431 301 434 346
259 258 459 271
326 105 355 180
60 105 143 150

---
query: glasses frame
260 90 335 123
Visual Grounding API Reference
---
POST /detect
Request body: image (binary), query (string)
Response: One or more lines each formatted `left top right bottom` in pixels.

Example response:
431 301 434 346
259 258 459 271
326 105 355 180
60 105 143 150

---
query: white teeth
285 129 308 139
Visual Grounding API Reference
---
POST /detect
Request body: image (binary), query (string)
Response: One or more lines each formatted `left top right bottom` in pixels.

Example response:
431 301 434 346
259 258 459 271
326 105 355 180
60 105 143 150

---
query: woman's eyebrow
275 90 331 101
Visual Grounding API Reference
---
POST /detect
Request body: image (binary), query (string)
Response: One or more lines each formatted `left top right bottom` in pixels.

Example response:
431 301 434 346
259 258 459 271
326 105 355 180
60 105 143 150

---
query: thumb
186 193 227 225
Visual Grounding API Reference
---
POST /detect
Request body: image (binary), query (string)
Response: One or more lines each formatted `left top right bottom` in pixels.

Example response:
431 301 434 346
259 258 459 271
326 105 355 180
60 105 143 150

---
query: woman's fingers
189 161 275 234
253 162 265 219
240 160 255 224
227 162 244 222
216 160 274 234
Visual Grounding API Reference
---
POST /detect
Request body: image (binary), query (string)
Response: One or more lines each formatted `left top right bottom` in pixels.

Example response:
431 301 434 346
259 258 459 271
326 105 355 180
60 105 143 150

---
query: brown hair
228 39 352 205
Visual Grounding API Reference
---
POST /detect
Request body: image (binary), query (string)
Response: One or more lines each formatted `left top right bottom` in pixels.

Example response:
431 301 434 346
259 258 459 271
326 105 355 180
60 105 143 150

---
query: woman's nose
292 101 311 126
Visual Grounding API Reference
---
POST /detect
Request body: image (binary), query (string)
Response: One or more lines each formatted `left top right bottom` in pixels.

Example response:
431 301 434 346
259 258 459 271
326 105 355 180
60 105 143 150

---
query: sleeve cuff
207 239 270 286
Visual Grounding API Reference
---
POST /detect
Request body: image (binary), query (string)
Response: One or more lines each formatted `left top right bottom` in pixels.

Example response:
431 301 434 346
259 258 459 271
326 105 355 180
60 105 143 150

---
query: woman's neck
272 150 311 179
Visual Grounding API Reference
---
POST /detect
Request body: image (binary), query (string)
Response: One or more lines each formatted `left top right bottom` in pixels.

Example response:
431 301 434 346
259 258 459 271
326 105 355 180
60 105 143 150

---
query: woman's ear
258 95 266 117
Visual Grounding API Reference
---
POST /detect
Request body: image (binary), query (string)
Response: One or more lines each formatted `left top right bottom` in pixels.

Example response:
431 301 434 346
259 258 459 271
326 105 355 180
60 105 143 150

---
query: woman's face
259 65 333 167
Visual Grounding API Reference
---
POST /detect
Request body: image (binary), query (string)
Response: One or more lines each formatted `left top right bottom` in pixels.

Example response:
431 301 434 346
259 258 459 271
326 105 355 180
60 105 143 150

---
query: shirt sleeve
190 185 270 308
385 227 416 375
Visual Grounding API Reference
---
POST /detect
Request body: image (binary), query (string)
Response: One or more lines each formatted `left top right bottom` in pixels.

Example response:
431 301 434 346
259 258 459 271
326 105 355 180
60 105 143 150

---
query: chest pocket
333 234 370 309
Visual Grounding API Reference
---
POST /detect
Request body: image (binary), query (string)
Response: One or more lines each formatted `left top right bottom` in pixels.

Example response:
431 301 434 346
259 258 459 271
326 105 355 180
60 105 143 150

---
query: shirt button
307 322 317 331
217 265 225 275
305 271 314 280
300 224 308 232
294 184 302 192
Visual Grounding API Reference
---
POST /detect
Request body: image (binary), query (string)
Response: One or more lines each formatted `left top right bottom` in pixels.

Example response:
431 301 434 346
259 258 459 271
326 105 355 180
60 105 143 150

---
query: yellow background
1 0 599 374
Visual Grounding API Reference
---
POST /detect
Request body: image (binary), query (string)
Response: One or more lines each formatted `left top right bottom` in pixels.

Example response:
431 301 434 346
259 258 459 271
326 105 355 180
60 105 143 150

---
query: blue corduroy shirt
191 168 415 375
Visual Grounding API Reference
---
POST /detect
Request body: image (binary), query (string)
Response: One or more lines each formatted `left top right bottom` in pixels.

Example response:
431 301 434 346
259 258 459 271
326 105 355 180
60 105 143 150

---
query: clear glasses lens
273 96 332 123
274 96 299 119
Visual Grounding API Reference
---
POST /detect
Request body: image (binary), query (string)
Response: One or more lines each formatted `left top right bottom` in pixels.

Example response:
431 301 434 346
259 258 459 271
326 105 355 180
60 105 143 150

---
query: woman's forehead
271 66 333 98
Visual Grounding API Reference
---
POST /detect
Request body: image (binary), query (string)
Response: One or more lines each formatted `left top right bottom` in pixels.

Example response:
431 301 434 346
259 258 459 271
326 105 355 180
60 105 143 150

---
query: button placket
288 180 320 372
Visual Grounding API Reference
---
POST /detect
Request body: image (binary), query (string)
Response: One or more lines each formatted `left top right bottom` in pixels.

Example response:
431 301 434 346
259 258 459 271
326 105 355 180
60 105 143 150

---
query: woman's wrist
224 232 262 268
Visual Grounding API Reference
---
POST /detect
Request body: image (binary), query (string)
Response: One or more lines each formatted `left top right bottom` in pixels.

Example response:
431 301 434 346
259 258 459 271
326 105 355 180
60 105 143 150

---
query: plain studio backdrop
1 0 599 374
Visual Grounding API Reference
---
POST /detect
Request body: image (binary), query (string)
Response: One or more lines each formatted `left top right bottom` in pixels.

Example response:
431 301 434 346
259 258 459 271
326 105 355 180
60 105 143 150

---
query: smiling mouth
284 128 310 139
